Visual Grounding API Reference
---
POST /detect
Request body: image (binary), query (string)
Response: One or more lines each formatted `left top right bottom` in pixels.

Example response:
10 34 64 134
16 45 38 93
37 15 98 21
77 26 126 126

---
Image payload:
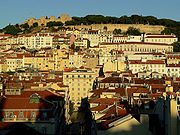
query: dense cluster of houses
0 28 179 134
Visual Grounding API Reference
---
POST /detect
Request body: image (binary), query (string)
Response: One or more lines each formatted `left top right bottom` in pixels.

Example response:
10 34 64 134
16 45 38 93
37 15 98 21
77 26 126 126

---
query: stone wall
66 24 165 34
25 14 72 26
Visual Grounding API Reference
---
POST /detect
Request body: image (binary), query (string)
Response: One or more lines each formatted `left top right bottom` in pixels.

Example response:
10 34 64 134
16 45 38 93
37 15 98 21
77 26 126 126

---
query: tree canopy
1 14 180 39
46 21 63 27
113 28 121 35
3 25 22 35
64 14 180 40
20 23 29 29
126 27 141 36
172 42 180 52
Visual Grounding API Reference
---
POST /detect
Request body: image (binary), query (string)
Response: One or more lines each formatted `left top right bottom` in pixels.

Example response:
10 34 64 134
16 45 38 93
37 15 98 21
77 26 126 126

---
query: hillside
0 14 180 40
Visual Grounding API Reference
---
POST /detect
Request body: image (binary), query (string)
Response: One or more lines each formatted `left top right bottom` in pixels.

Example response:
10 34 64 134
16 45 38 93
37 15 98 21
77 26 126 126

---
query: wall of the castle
25 14 72 26
66 24 165 34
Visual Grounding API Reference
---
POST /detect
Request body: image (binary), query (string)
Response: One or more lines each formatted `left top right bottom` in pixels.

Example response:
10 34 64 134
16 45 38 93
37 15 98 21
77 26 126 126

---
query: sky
0 0 180 29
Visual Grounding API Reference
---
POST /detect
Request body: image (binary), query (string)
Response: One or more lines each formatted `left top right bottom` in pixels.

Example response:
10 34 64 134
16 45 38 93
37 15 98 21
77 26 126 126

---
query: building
99 42 173 53
127 59 166 74
144 33 178 44
69 52 84 68
0 90 65 135
6 54 24 72
63 67 96 107
24 14 72 26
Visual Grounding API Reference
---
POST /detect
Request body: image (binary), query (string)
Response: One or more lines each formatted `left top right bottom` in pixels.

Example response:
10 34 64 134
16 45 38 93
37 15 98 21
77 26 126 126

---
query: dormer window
30 93 41 103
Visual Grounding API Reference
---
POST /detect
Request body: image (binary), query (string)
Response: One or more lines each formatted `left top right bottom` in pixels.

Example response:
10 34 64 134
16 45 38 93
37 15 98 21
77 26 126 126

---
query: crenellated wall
24 14 72 26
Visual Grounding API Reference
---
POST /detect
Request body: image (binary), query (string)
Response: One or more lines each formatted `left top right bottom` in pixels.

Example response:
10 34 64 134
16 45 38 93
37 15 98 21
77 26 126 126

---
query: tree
20 23 29 29
113 28 121 34
69 43 75 50
3 25 22 35
32 22 38 28
46 21 63 27
172 42 180 52
49 27 57 32
99 67 104 77
21 47 26 50
103 26 107 31
126 27 141 35
57 45 60 49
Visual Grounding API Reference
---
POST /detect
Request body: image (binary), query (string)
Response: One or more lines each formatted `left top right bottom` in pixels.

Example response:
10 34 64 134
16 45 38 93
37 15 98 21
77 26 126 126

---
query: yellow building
24 54 54 71
167 56 180 64
83 55 98 69
69 52 84 68
6 55 24 72
63 68 96 107
73 29 82 39
144 33 178 44
99 42 173 53
103 59 126 72
24 49 69 71
0 61 7 72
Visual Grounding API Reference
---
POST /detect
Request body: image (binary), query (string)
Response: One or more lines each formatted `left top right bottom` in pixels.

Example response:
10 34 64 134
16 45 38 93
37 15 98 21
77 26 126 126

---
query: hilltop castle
24 14 72 26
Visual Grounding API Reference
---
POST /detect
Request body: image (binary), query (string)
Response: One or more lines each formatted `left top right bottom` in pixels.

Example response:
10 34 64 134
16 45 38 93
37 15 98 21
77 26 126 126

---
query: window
19 111 24 118
31 111 36 118
5 112 14 118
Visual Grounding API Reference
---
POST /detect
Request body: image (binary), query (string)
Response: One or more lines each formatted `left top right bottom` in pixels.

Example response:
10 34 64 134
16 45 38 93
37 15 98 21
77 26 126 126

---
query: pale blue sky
0 0 180 28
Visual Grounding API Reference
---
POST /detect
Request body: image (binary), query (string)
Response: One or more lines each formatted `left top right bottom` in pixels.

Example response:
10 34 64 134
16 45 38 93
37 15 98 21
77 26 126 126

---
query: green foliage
46 21 63 27
126 27 141 35
20 23 29 29
103 26 107 30
172 42 180 52
6 71 15 75
3 25 22 35
113 28 121 34
57 45 60 49
32 22 38 28
49 27 57 32
69 43 75 50
161 27 180 40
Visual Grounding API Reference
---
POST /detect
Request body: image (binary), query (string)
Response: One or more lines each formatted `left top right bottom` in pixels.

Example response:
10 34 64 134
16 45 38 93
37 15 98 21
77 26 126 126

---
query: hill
0 14 180 40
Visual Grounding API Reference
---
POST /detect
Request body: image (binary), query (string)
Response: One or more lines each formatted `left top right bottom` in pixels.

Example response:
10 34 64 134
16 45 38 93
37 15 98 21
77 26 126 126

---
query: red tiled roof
129 60 165 64
145 36 177 38
89 98 119 105
99 77 129 83
167 56 180 59
100 42 171 46
166 64 180 67
91 104 107 111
